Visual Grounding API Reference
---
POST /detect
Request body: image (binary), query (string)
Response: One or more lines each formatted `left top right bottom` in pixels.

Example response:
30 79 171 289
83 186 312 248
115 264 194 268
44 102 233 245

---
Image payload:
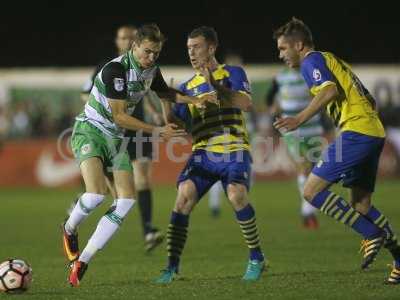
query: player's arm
103 62 185 138
202 66 252 111
143 92 163 126
151 68 216 107
274 53 337 132
274 85 338 131
159 80 188 128
265 77 281 117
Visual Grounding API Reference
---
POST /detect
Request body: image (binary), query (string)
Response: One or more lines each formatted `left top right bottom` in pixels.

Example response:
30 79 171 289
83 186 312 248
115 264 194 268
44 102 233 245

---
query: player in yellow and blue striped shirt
273 17 400 284
156 26 266 284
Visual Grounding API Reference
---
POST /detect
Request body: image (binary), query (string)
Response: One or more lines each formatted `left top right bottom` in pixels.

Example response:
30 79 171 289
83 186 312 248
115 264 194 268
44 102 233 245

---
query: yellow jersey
174 64 251 153
300 51 385 138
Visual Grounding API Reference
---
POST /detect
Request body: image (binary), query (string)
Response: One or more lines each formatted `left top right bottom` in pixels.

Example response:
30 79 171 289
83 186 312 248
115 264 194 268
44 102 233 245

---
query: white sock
79 198 135 263
65 193 105 234
297 175 316 216
302 199 317 217
209 182 223 210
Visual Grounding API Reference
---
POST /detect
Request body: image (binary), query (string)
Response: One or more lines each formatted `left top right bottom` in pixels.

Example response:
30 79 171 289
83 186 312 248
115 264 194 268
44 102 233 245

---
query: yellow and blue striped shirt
174 64 251 153
300 51 385 138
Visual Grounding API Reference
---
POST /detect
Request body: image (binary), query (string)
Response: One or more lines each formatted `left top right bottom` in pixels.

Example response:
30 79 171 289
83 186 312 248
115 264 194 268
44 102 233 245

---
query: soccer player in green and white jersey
266 67 330 229
61 24 212 287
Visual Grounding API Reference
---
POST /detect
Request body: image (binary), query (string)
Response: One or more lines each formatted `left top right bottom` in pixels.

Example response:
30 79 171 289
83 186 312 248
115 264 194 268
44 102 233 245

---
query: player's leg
208 181 223 217
156 151 216 284
296 160 318 229
79 169 135 264
222 150 265 281
63 122 110 263
156 180 199 284
63 157 108 262
303 173 385 268
285 134 318 228
132 158 164 251
69 168 135 287
302 132 389 269
350 179 400 282
68 133 134 286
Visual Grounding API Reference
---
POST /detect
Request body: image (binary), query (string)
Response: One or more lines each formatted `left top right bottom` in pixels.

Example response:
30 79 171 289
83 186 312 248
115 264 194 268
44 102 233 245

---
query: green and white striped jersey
275 68 323 137
76 51 166 138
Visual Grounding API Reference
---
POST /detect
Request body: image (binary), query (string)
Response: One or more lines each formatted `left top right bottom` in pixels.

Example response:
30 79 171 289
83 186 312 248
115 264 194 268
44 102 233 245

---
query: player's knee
134 176 150 190
175 182 197 213
227 184 247 209
80 192 106 214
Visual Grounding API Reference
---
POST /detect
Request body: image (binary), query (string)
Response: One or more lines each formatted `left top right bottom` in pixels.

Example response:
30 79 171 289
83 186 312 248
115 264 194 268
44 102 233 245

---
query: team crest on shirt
113 78 125 92
312 69 322 82
81 144 91 155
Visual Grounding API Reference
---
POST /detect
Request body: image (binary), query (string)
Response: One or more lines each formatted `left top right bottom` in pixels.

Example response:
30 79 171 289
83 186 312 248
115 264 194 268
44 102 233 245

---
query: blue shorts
177 150 252 200
312 131 385 192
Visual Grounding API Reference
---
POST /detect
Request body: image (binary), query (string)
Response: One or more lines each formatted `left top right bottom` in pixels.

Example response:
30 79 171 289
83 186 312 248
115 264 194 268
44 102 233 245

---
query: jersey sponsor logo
312 69 322 82
114 78 125 92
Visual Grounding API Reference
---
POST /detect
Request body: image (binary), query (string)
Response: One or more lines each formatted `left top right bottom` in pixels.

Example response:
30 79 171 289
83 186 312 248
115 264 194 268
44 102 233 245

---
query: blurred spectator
0 105 10 149
0 106 10 136
379 104 400 159
224 50 244 66
56 103 75 134
10 102 31 138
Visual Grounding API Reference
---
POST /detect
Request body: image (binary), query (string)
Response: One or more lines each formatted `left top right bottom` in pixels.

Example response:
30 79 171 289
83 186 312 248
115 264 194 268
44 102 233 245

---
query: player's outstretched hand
156 123 187 139
273 116 300 133
200 93 219 105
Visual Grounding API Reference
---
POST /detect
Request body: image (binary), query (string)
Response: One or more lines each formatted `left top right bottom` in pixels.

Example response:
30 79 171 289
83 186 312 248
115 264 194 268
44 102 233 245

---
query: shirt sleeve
101 62 127 99
82 60 108 94
150 67 170 93
227 66 252 94
172 103 190 125
300 52 336 94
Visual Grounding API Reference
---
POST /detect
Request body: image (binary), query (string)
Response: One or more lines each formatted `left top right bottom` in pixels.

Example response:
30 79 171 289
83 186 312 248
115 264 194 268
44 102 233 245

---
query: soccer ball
0 259 32 294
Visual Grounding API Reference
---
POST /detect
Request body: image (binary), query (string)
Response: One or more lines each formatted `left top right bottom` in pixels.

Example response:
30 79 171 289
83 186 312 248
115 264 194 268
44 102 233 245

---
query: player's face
277 36 301 68
132 39 162 69
115 28 136 54
187 36 215 70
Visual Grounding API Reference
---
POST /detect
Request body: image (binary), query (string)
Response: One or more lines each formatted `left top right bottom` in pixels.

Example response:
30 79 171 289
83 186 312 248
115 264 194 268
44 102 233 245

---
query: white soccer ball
0 259 32 294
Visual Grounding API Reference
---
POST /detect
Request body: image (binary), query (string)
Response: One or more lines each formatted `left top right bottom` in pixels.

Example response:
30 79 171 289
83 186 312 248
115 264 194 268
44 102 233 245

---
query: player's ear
294 40 304 52
132 40 139 50
208 44 216 56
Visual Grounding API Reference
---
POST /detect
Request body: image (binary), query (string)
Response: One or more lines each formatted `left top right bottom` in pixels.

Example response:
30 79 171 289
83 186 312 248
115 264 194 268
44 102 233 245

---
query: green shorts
71 121 132 173
283 134 323 163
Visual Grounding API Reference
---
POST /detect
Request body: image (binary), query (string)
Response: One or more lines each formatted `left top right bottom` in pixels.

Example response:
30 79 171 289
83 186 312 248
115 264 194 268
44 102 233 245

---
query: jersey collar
128 51 143 74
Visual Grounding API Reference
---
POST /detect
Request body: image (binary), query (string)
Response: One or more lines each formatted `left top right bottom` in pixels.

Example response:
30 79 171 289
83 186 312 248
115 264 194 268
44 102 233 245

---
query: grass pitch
0 181 399 299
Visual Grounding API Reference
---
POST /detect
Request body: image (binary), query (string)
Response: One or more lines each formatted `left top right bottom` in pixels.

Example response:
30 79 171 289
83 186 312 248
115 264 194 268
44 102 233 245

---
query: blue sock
235 204 264 262
311 190 381 239
167 212 189 271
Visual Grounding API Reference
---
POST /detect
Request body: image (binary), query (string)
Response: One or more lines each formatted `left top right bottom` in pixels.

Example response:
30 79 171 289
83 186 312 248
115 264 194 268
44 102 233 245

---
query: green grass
0 181 399 299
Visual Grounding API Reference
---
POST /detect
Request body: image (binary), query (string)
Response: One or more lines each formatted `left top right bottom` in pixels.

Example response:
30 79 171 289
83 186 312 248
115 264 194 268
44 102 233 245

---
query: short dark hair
188 26 218 46
273 17 314 47
136 23 166 44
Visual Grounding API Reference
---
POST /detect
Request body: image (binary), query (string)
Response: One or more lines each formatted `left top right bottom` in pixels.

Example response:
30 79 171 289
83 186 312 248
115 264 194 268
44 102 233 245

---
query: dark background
1 1 399 67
